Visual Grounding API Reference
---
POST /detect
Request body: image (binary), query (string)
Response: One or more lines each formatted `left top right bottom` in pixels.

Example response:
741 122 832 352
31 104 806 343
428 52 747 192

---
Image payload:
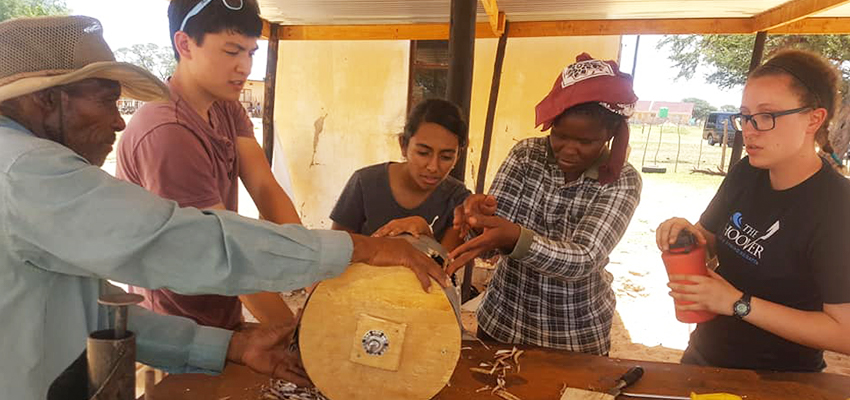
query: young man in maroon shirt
117 0 298 329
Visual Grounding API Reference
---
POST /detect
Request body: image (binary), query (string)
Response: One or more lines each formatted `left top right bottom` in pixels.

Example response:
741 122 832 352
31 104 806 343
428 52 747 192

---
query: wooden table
145 341 850 400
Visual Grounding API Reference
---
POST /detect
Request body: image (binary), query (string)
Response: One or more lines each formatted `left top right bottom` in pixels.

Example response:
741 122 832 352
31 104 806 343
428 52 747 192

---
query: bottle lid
669 231 696 253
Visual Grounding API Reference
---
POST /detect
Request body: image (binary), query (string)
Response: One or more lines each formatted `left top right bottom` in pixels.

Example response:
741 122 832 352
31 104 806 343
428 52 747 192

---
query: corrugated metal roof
814 2 850 17
257 0 484 24
257 0 818 25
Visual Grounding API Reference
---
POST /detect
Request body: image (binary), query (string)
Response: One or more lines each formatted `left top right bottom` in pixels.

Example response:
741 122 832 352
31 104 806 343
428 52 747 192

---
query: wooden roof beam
479 0 506 36
275 17 850 40
769 16 850 32
261 18 273 39
752 0 850 31
506 18 755 36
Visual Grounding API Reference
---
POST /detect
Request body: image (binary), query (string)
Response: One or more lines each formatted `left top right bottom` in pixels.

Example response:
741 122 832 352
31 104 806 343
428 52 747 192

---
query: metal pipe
114 306 127 340
475 21 510 195
87 330 135 400
447 0 476 182
88 293 144 400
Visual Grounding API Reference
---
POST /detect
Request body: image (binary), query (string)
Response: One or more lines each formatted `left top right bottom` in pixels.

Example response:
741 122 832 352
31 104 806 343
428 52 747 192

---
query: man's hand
453 194 498 237
226 324 311 387
372 216 433 238
447 215 520 275
350 234 449 291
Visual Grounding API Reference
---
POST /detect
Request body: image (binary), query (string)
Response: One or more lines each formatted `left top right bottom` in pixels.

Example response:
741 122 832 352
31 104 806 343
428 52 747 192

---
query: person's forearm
252 184 301 225
130 305 231 374
239 292 295 325
744 298 850 355
349 233 375 264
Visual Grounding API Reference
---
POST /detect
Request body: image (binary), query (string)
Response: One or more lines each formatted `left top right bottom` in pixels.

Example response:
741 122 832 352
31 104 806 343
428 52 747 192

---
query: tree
720 104 739 112
0 0 68 22
658 34 850 94
114 43 176 81
682 97 717 121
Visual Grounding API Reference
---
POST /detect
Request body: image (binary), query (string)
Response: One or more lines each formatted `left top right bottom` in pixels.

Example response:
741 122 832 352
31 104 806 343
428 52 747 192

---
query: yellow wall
272 40 410 228
273 37 620 229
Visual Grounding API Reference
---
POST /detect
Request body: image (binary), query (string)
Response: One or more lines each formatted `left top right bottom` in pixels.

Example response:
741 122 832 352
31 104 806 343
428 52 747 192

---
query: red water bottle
661 231 716 323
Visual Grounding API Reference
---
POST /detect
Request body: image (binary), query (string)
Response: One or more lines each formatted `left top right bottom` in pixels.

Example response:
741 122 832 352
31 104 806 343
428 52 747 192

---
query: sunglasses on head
180 0 244 32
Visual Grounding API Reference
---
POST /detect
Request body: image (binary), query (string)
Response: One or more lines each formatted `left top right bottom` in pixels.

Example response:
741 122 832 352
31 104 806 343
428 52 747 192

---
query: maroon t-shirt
116 79 255 330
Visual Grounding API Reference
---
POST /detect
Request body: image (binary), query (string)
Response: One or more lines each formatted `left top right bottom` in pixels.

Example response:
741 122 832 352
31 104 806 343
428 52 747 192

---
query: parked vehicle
703 112 740 146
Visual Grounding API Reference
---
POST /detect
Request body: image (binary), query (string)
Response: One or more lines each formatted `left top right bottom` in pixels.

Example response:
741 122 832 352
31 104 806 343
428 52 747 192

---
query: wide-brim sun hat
0 15 169 103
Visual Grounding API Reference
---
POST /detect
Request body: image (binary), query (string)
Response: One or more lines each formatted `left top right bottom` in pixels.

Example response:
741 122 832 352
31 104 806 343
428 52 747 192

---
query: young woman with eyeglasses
655 49 850 372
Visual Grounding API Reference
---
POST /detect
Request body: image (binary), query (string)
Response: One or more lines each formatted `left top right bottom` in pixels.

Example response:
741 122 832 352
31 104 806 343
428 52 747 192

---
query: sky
65 0 744 108
65 0 269 80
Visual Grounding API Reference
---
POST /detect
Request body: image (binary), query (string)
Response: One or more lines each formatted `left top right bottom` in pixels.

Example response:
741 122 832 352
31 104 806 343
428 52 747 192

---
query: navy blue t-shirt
330 162 470 241
693 157 850 372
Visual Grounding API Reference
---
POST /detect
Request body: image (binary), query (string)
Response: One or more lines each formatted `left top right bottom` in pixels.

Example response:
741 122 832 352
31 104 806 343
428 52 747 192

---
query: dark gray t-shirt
330 162 471 241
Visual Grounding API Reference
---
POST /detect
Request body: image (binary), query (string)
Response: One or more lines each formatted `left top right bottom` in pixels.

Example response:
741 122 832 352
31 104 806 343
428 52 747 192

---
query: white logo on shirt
722 212 780 264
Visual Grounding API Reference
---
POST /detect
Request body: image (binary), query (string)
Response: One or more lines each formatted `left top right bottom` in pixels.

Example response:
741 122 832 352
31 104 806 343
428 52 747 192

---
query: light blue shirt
0 116 354 400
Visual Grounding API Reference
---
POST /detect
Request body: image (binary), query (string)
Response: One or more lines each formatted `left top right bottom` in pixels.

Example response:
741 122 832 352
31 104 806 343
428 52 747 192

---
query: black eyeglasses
730 107 811 132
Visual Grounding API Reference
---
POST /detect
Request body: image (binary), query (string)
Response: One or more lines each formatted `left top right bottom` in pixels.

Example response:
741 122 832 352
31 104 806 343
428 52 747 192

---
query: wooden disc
299 263 461 400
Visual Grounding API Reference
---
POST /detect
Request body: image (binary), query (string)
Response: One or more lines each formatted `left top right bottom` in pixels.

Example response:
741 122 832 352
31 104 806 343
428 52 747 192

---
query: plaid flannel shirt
477 137 641 355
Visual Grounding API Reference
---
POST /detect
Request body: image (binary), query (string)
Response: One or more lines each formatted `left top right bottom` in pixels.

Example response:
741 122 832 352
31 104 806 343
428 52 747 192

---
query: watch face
735 303 748 314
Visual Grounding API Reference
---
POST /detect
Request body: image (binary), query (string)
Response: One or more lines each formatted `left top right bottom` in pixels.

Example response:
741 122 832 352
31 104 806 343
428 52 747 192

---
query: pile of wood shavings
469 347 525 400
260 380 329 400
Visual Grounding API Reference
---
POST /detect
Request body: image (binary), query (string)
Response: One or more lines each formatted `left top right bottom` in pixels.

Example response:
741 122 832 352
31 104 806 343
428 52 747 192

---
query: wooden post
447 0 476 182
729 31 767 171
446 0 477 303
262 23 280 166
144 370 155 400
631 35 640 78
721 120 729 171
674 123 681 173
640 124 652 168
697 129 704 170
653 123 664 165
474 21 509 195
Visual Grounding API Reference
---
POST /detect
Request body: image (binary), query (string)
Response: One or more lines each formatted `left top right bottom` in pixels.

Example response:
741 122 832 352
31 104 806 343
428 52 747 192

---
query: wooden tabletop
144 341 850 400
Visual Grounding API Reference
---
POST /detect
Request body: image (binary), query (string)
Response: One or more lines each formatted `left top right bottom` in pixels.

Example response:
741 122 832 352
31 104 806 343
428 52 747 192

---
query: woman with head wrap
448 53 643 355
656 49 850 372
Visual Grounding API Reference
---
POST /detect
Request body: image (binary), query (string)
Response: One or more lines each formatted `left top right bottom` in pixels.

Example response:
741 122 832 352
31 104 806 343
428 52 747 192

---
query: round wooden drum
298 236 461 400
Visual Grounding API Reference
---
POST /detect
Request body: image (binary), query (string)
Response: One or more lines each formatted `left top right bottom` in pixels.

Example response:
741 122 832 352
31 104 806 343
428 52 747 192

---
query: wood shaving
494 389 522 400
467 346 526 399
261 380 328 400
469 367 493 374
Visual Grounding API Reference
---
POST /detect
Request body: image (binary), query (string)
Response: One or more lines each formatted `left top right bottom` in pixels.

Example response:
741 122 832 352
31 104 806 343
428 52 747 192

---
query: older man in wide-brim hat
0 15 447 400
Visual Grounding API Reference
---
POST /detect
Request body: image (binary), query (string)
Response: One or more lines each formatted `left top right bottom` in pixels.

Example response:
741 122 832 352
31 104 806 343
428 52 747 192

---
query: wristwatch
733 293 752 320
